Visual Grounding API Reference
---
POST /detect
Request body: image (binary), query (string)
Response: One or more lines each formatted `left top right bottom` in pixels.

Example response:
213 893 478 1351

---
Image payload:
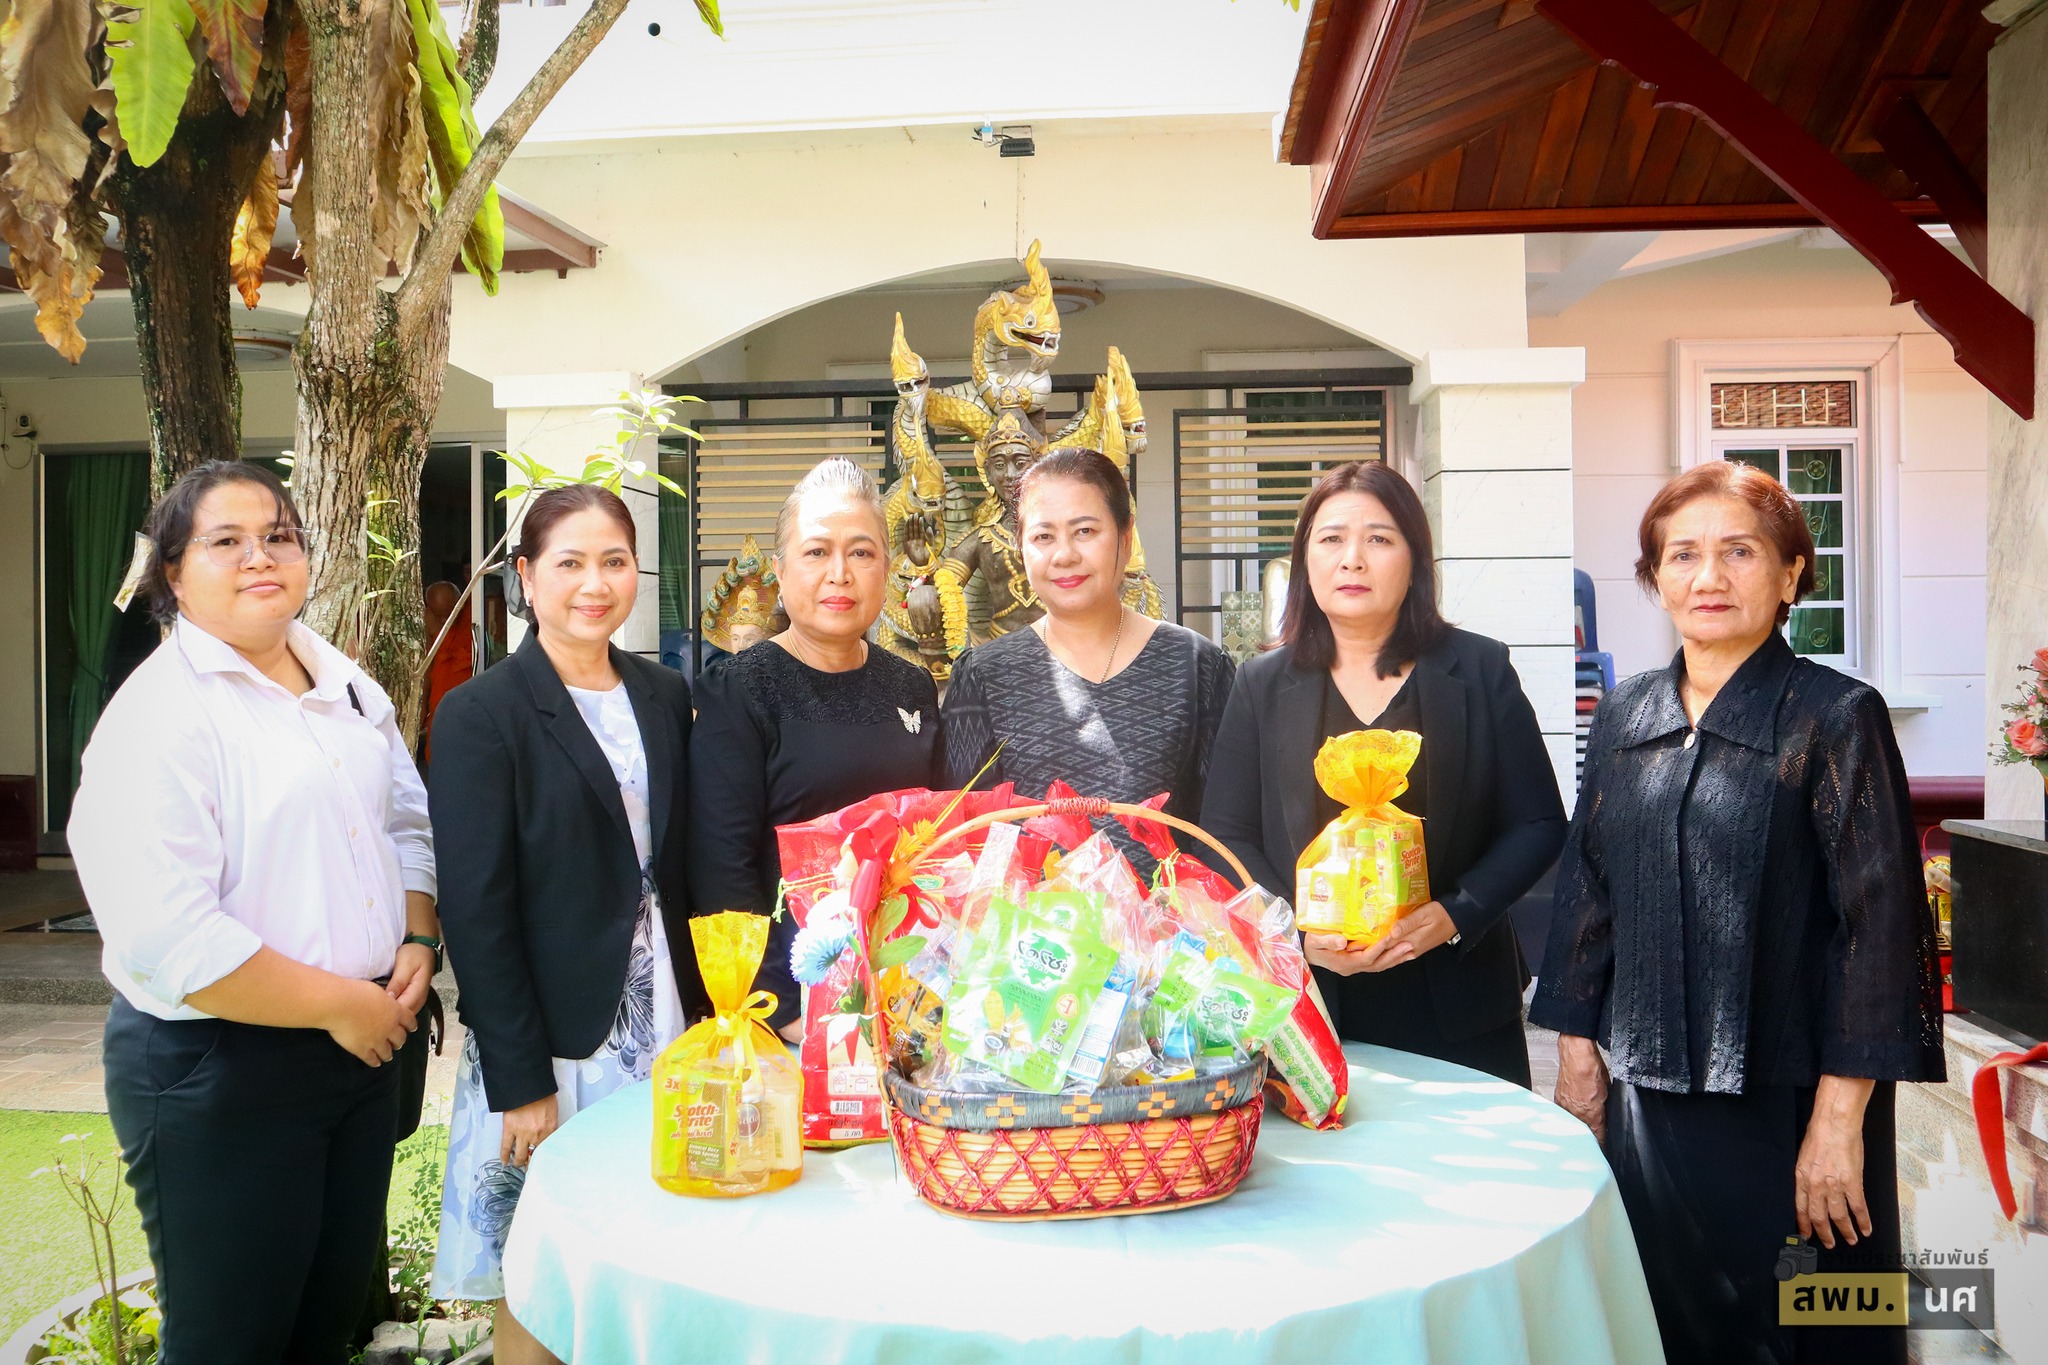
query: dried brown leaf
230 150 278 307
189 0 268 116
366 0 428 274
281 3 309 177
0 0 100 360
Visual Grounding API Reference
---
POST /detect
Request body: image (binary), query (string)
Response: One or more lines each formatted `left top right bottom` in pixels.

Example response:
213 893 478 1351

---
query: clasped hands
1303 900 1458 976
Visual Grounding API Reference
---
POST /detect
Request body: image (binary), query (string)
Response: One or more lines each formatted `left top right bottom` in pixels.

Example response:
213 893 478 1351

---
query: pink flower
2033 647 2048 679
2009 719 2048 758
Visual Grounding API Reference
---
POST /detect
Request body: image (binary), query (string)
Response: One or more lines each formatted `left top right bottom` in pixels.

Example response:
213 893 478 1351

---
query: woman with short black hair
74 460 439 1365
1201 460 1565 1085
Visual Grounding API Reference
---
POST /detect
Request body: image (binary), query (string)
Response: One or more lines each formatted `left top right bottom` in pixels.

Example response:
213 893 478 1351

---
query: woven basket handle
904 799 1254 891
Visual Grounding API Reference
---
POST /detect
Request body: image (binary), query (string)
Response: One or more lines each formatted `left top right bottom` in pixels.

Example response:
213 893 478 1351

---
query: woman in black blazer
427 485 695 1363
1201 461 1565 1086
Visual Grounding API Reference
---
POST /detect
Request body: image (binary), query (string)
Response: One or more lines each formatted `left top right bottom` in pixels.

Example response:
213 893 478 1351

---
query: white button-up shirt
70 617 437 1020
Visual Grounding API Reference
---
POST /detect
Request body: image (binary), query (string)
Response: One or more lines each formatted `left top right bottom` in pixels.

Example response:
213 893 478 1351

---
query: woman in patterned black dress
942 450 1235 870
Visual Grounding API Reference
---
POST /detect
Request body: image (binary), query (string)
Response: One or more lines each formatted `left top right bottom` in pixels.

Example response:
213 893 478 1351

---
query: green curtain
67 452 149 792
658 485 690 637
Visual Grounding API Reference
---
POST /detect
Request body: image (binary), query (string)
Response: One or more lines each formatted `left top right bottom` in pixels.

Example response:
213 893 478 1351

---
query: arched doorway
645 261 1413 675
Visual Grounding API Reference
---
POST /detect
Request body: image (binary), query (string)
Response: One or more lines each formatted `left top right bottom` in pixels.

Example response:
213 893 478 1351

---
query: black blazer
1199 629 1567 1042
429 636 698 1112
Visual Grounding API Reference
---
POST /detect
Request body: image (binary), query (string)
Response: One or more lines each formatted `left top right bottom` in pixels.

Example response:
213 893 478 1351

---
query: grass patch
0 1112 450 1346
0 1112 147 1346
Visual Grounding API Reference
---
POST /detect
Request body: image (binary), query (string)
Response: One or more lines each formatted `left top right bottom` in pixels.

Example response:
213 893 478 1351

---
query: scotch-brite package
652 912 803 1196
1295 729 1430 944
942 897 1119 1093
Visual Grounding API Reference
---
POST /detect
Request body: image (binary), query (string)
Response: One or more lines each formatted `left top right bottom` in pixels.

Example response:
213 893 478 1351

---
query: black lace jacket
1530 634 1945 1093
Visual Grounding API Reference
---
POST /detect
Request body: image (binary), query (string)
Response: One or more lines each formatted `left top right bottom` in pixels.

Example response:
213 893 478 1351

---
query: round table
504 1044 1664 1364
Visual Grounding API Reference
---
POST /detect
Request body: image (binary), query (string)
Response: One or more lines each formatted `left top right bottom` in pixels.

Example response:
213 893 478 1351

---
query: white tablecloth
504 1043 1664 1364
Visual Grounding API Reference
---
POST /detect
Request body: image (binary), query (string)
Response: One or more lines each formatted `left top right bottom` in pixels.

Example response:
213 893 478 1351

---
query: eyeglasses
186 528 315 567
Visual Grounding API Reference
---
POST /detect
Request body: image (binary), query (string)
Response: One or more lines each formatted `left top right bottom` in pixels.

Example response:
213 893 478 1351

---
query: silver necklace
1098 609 1127 685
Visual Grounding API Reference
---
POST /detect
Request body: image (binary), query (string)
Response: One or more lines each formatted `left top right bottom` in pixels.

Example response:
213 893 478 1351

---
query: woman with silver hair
686 458 944 1036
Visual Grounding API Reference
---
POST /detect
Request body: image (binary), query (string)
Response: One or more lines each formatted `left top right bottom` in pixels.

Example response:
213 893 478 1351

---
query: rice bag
1295 730 1430 944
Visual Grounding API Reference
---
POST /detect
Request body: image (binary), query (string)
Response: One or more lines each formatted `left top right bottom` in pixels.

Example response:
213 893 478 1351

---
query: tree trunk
294 0 636 739
292 283 451 740
110 4 289 496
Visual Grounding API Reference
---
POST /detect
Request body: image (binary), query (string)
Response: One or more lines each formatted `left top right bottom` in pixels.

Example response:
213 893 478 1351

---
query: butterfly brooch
899 708 923 735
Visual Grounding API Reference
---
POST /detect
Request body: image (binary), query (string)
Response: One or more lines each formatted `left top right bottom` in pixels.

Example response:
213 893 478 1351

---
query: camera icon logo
1774 1237 1819 1281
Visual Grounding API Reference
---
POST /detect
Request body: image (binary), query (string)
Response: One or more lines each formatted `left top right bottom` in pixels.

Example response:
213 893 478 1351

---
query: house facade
0 0 1995 857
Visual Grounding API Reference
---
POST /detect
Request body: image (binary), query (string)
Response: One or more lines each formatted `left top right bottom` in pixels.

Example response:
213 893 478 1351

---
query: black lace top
1530 633 1945 1093
685 641 941 1025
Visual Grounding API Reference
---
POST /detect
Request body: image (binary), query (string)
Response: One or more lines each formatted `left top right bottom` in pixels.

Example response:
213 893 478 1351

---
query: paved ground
0 870 88 935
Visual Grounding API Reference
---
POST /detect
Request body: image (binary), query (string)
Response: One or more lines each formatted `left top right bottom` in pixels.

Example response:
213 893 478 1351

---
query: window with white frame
1709 380 1861 668
1674 339 1905 691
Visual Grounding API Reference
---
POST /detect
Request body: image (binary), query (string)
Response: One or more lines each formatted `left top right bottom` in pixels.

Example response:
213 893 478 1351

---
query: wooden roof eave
1285 0 1432 239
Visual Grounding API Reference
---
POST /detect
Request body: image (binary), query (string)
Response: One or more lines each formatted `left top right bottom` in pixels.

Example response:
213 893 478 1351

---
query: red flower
2033 647 2048 678
2008 719 2048 758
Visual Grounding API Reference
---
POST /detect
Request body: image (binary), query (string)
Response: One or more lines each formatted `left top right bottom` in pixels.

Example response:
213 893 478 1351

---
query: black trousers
103 998 399 1365
1608 1079 1904 1365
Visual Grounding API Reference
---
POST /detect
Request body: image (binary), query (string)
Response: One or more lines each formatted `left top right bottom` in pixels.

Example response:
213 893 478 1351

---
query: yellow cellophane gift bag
651 912 804 1197
1294 730 1430 945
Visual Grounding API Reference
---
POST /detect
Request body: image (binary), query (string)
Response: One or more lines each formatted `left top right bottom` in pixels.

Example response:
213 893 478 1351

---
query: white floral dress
432 681 686 1301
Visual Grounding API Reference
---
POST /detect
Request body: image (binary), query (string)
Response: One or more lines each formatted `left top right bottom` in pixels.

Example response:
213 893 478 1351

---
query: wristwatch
403 933 444 975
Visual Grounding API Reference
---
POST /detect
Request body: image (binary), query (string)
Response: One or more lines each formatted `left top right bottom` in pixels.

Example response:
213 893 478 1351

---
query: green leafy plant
30 1134 158 1365
380 1122 489 1361
415 388 701 681
339 491 419 663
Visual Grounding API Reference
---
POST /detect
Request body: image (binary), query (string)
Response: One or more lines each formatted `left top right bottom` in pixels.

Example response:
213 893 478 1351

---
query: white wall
1533 240 1991 778
1985 7 2048 820
481 0 1311 144
447 119 1529 388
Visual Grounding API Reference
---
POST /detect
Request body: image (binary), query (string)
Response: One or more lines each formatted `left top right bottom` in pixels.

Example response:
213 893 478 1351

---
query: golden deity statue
700 534 784 656
877 241 1163 680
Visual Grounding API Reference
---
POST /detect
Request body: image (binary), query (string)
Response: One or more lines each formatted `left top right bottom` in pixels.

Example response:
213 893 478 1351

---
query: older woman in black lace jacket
1531 461 1943 1365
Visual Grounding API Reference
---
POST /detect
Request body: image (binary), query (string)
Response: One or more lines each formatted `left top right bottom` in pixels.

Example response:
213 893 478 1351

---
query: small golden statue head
977 405 1045 514
700 534 784 654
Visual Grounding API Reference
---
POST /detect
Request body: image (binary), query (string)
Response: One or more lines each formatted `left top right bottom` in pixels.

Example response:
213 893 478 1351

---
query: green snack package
1145 930 1302 1062
1192 966 1300 1058
943 897 1118 1093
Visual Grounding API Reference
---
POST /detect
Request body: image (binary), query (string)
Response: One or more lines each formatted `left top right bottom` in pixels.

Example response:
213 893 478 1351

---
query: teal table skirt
503 1043 1664 1364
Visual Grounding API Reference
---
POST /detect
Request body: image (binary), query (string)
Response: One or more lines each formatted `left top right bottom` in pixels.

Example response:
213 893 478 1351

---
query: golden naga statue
877 241 1163 679
879 315 969 679
700 534 784 656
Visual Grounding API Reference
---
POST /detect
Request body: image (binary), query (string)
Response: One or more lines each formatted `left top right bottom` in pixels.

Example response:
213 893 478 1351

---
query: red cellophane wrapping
777 785 1024 1146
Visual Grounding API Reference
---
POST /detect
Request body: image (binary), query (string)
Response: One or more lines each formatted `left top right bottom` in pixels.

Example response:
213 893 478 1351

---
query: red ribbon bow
1972 1042 2048 1220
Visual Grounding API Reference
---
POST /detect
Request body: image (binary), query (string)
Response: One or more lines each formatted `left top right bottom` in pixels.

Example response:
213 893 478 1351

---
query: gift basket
778 783 1348 1222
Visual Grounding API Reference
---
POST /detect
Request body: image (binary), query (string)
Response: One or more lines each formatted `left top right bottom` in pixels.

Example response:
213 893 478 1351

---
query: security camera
13 413 33 439
972 123 1035 158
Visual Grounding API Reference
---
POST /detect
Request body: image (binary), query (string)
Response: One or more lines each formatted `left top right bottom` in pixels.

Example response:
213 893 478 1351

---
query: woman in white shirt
426 484 696 1365
70 460 440 1365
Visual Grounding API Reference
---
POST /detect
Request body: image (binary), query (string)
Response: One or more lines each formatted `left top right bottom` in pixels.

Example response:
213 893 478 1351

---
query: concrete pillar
492 371 662 659
1410 347 1587 808
1985 3 2048 821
